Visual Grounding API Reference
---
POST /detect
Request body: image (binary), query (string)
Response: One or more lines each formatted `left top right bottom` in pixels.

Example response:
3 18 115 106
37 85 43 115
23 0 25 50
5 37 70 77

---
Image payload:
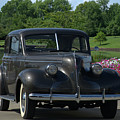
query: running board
0 95 15 102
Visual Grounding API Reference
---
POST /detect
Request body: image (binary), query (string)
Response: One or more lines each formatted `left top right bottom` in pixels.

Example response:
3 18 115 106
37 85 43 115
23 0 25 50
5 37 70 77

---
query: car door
3 36 22 95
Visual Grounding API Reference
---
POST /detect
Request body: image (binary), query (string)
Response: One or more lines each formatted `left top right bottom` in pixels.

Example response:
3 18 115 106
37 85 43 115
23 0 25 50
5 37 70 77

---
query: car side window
80 37 88 51
72 37 80 51
72 36 88 52
10 36 22 54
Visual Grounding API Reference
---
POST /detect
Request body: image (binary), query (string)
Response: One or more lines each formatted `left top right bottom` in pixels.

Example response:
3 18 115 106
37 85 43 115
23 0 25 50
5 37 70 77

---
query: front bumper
29 89 120 103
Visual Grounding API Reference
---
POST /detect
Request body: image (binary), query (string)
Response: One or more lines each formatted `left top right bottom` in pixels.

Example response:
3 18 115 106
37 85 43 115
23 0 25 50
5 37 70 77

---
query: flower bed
95 58 120 75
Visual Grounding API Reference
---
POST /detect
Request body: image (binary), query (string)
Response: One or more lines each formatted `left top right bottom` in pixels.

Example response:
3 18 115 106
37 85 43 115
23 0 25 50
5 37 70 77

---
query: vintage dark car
0 28 120 119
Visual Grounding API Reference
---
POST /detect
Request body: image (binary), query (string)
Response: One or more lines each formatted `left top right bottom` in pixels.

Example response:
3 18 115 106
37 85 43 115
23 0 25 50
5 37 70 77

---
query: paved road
0 101 120 120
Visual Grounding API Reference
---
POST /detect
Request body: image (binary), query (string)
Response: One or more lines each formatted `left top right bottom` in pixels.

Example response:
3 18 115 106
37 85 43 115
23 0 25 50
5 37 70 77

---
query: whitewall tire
20 83 35 119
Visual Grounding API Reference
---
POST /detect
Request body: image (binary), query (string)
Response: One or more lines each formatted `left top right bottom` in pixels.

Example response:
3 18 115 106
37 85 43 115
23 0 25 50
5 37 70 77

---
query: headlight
92 64 103 75
46 64 58 75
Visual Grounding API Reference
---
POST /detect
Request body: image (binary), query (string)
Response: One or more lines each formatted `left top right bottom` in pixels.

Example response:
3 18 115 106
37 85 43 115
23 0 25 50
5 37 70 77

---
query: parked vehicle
0 28 120 119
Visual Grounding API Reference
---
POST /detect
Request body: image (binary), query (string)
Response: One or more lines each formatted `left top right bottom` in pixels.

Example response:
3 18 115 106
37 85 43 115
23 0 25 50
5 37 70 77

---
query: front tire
20 83 35 119
100 100 117 119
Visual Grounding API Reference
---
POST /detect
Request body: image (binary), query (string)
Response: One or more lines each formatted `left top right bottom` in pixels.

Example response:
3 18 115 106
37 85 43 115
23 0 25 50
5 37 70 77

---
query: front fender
17 68 53 94
80 68 120 94
97 68 120 93
102 68 120 77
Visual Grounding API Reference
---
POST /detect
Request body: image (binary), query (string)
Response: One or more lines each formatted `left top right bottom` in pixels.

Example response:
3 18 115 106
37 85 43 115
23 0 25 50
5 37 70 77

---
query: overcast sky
0 0 120 11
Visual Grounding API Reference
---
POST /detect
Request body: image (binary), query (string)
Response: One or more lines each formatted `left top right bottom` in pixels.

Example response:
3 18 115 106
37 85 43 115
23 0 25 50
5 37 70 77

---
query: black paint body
0 28 120 103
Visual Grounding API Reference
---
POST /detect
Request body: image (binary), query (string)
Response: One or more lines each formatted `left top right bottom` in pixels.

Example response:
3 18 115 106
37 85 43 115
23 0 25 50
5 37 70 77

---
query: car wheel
100 100 117 119
20 83 35 119
0 98 9 111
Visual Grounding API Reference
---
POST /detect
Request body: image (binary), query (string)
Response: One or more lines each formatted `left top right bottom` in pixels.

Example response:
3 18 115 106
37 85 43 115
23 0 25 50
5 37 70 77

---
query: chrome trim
73 52 79 88
50 87 53 103
20 34 25 56
19 60 62 63
77 86 80 103
0 95 15 102
55 33 59 50
2 59 62 63
73 52 80 103
29 93 120 102
102 88 105 103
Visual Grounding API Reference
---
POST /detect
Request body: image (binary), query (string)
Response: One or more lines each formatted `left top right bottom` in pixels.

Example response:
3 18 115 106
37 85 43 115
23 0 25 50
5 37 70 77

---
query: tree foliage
96 0 109 11
94 31 107 45
75 1 103 36
0 0 120 39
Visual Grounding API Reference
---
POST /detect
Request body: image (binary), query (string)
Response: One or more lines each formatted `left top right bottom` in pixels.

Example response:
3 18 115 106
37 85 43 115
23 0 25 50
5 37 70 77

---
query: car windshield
24 34 88 53
25 34 57 52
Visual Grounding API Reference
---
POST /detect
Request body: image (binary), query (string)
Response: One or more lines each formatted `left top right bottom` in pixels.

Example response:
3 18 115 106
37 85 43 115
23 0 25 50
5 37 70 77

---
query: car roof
8 28 88 37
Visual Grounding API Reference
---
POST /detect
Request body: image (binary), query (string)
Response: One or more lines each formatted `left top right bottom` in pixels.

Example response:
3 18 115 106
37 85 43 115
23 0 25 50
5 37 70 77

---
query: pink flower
93 57 120 76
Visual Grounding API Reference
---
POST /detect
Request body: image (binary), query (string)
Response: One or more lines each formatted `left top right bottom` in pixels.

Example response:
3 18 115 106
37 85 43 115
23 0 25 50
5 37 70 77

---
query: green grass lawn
89 36 120 48
89 36 120 62
0 40 5 46
91 50 120 62
0 49 4 64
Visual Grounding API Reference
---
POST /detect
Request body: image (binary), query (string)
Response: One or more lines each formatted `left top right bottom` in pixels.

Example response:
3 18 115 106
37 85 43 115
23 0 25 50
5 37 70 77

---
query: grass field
0 40 5 46
89 36 120 48
89 36 120 62
91 51 120 62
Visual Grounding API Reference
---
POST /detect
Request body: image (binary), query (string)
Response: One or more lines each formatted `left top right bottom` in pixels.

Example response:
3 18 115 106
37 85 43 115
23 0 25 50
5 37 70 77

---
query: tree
53 0 72 12
96 0 109 11
75 1 103 36
1 0 34 18
107 3 120 20
94 31 107 45
43 0 54 13
0 24 4 39
0 0 120 37
44 11 74 28
106 4 120 35
106 18 120 36
33 0 72 18
33 0 45 18
0 0 36 38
